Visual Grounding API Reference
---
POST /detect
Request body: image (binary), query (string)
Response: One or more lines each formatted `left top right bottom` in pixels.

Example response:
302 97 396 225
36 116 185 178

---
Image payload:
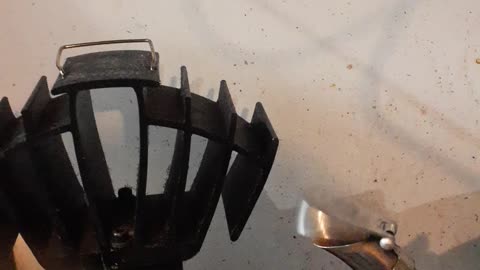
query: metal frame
0 45 278 269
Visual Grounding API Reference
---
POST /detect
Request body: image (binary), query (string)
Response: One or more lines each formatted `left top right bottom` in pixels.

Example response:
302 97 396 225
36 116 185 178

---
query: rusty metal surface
0 49 278 269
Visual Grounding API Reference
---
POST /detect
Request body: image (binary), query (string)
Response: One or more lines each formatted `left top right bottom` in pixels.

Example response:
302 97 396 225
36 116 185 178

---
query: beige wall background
1 0 480 269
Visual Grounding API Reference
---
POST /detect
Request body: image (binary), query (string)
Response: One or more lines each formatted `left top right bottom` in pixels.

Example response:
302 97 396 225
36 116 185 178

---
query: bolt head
379 237 395 250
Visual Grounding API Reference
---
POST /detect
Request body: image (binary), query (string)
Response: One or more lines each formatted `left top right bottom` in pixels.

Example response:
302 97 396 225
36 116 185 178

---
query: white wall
1 0 480 269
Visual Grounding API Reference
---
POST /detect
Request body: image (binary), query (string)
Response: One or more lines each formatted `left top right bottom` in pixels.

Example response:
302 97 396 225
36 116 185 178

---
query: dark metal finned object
0 39 279 270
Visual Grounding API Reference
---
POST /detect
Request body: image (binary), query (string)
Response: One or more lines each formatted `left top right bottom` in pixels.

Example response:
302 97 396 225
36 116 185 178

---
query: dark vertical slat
180 67 191 99
21 77 50 134
188 80 236 243
21 77 87 246
217 81 237 141
0 99 20 269
0 165 17 270
3 144 54 257
70 90 114 250
0 97 16 154
70 91 115 200
29 138 87 242
0 97 15 135
1 98 54 259
222 103 279 240
163 66 192 238
22 81 94 268
134 87 149 242
0 192 16 269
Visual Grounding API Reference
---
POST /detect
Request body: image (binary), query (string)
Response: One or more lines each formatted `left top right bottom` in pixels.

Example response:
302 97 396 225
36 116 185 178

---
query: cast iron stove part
0 39 279 270
297 199 416 270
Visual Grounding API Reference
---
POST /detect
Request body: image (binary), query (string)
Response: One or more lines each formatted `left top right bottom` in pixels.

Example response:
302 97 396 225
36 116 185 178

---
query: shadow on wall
293 189 480 270
398 191 480 270
185 192 350 270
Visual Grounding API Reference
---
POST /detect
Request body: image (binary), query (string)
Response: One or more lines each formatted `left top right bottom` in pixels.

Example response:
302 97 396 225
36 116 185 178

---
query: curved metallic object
297 199 416 270
0 40 278 270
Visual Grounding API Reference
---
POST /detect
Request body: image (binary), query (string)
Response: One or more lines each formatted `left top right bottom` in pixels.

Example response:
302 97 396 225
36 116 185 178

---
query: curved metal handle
56 38 157 77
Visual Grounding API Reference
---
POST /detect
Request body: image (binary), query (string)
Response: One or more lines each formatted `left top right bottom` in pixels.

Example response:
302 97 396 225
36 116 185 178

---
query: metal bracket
56 39 157 77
